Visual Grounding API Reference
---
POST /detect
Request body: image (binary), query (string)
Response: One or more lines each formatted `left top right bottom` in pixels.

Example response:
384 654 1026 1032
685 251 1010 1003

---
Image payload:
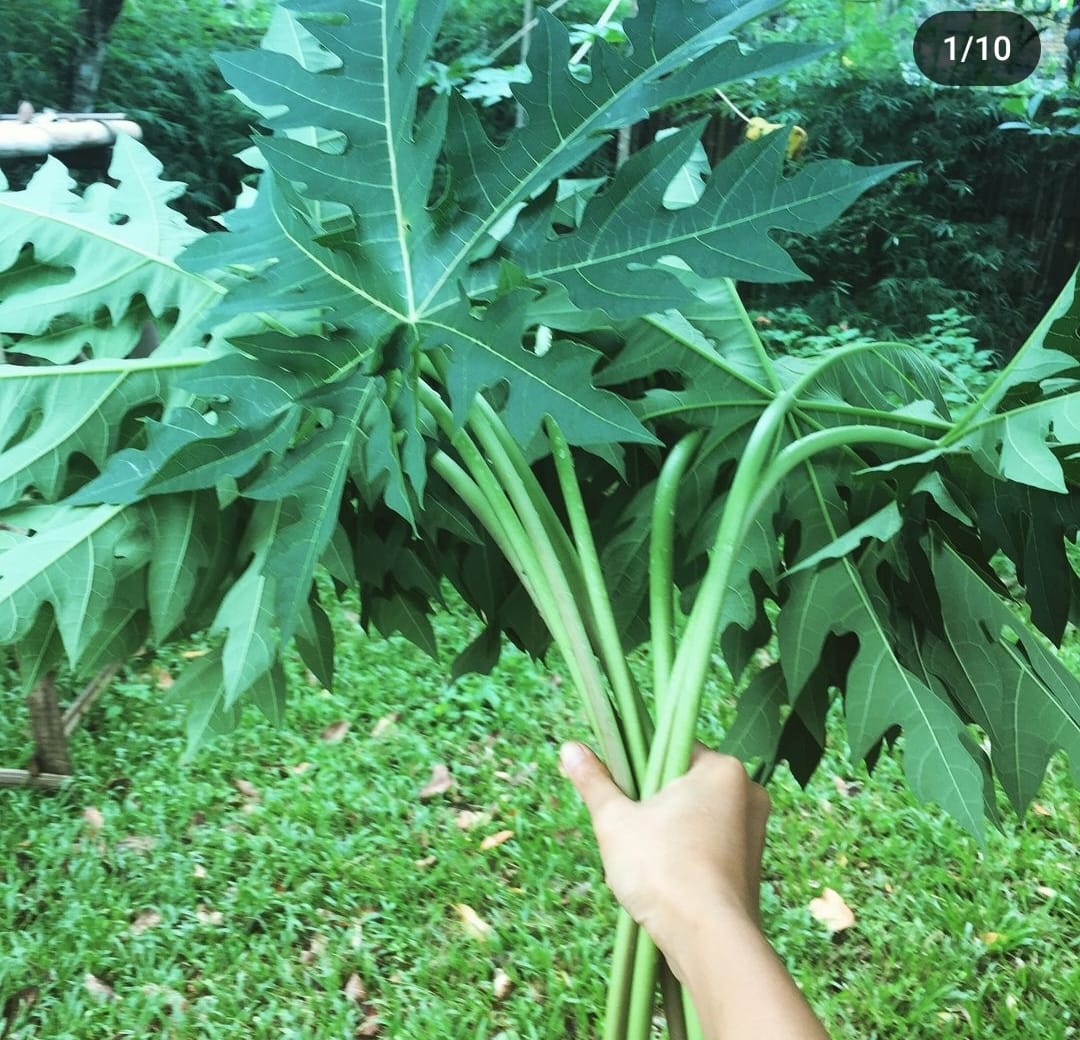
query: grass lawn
2 582 1078 1039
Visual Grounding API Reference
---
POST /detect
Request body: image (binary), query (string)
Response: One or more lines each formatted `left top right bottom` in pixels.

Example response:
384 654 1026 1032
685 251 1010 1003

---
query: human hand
559 741 770 972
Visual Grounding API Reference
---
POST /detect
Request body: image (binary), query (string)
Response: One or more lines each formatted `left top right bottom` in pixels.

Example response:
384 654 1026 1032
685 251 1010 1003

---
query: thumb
560 741 624 817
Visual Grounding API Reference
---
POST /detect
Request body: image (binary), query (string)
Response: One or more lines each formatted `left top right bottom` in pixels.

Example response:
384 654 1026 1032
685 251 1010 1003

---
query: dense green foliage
3 589 1078 1039
754 306 998 407
3 0 1080 1035
733 75 1079 360
614 0 1076 363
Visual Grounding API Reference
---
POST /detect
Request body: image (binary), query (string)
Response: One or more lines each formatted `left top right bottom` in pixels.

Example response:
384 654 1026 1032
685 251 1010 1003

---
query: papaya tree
2 0 1079 1036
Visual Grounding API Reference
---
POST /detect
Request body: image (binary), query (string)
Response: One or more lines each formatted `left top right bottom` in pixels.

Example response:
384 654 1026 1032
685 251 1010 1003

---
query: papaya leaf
243 373 383 644
431 290 655 447
250 658 290 726
145 493 230 644
0 359 194 508
296 591 335 692
450 624 502 682
779 560 994 841
781 501 902 578
209 502 283 707
927 540 1080 815
0 503 148 670
720 663 787 763
175 0 900 459
517 129 912 315
0 135 219 362
170 646 234 759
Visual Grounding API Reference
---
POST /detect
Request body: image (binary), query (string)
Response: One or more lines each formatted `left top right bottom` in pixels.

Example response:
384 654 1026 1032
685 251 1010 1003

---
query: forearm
662 908 830 1040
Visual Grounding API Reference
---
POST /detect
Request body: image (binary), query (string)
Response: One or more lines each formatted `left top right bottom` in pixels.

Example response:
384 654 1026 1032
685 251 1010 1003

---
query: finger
559 741 625 818
688 740 715 766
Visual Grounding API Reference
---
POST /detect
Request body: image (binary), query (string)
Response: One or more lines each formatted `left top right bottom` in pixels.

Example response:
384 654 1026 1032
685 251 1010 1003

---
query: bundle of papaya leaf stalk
2 0 1079 1036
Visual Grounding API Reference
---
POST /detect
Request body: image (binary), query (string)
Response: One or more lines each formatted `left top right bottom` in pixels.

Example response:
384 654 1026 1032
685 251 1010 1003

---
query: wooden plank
0 768 70 790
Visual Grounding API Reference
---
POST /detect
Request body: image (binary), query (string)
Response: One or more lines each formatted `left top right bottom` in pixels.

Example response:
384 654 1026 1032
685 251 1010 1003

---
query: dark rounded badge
914 11 1040 86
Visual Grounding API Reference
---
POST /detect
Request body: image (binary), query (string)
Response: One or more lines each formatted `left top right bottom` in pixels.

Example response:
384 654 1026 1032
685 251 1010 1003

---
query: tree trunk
27 674 73 776
70 0 126 112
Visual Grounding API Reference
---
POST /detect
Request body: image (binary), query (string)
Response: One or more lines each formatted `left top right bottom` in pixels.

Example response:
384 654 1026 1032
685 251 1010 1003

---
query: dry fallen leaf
292 761 314 775
356 1014 381 1037
192 863 208 880
130 909 163 934
938 1008 973 1026
84 974 116 1002
480 830 514 851
300 933 328 966
493 968 513 1002
370 713 398 738
414 855 437 869
196 904 223 926
115 835 156 854
155 668 174 690
1 985 39 1032
493 764 536 786
1031 803 1053 817
321 719 350 743
181 648 210 659
808 888 855 933
233 778 260 802
343 973 368 1003
455 810 489 830
832 776 862 798
82 806 105 835
140 983 187 1015
419 764 454 800
455 903 493 942
980 931 1002 945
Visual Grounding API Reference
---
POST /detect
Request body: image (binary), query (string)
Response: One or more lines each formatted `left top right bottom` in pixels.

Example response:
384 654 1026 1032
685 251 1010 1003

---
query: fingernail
560 741 586 775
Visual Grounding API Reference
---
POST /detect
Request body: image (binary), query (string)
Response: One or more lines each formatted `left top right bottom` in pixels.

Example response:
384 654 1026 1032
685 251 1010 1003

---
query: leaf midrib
414 10 776 317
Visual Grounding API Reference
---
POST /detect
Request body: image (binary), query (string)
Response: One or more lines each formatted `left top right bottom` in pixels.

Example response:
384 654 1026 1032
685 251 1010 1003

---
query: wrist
659 906 832 1039
651 889 762 983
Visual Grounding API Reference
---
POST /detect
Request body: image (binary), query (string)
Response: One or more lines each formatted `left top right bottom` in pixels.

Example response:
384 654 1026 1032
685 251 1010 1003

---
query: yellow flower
744 116 783 140
744 118 808 159
786 125 808 159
